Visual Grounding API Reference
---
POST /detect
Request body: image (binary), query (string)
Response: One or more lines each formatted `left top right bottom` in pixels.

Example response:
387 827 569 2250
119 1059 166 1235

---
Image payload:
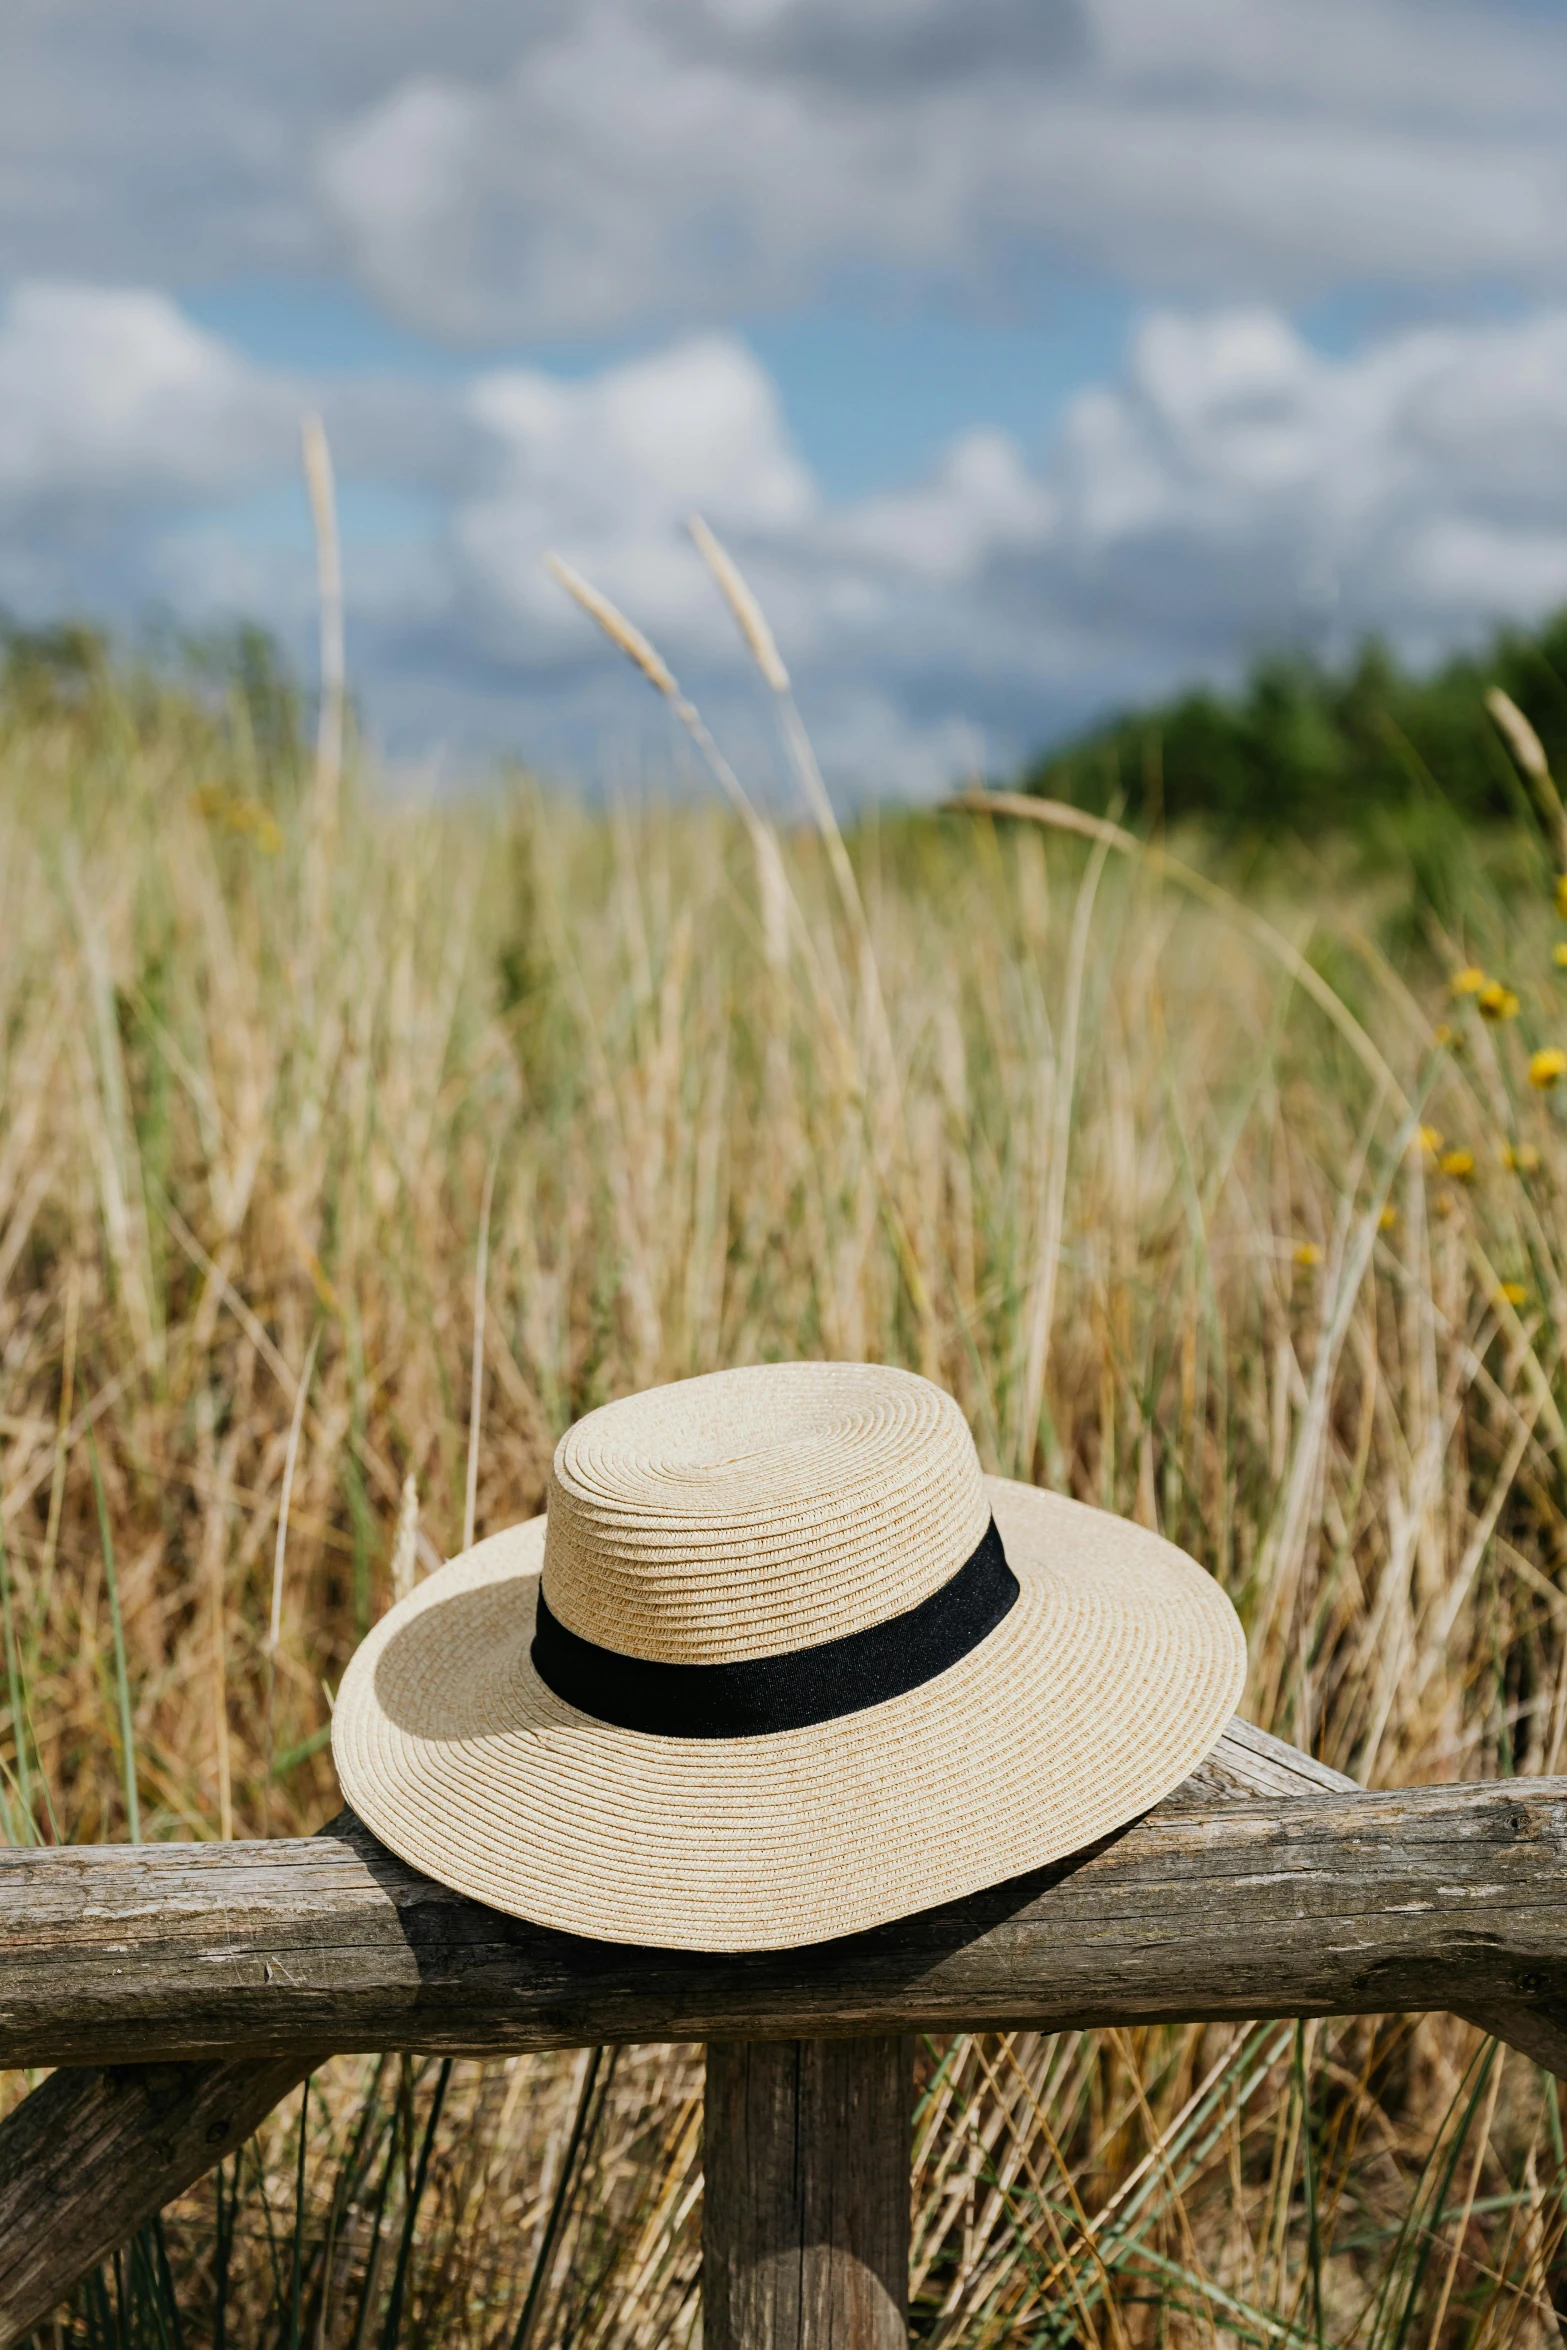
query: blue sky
3 0 1567 797
183 277 1137 500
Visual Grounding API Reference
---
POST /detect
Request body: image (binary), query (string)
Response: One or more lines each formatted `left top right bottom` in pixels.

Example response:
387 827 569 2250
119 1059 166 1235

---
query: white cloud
5 280 1567 795
1036 307 1567 660
4 2 1567 339
312 0 1567 338
433 299 1567 780
0 283 292 501
836 433 1056 582
455 335 814 658
5 3 1567 791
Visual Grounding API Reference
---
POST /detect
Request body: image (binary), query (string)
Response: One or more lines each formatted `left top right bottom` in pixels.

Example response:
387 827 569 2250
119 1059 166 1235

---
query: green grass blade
87 1428 139 1843
379 2055 453 2350
287 2074 311 2350
348 2082 405 2350
1294 2022 1325 2350
509 2047 609 2350
0 1488 34 1834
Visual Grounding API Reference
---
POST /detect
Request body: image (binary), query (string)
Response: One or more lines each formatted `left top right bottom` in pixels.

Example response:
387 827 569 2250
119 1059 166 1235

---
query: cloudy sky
3 0 1567 795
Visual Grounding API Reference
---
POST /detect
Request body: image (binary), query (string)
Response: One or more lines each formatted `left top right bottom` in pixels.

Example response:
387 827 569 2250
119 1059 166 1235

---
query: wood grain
0 2052 317 2345
2 1738 1566 2069
1182 1722 1567 2076
704 2038 909 2350
4 1719 1562 2348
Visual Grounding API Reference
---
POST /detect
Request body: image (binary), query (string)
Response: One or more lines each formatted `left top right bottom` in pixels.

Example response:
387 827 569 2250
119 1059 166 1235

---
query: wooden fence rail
2 1720 1565 2344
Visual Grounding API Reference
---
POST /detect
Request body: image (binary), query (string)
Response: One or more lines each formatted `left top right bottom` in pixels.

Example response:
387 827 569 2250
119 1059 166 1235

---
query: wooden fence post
704 2037 911 2350
5 1727 1567 2341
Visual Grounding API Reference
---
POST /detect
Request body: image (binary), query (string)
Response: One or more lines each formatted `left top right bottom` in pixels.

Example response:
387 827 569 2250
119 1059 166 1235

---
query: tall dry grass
4 657 1567 2345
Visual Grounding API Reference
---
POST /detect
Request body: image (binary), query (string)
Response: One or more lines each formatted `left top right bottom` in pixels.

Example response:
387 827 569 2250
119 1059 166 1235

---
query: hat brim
331 1478 1247 1952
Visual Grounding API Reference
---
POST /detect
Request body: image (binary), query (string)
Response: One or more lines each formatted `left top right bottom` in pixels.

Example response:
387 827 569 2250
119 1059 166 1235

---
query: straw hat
333 1362 1246 1952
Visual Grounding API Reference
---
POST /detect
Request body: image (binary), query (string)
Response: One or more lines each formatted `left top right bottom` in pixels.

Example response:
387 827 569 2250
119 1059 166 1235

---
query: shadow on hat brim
331 1478 1248 1952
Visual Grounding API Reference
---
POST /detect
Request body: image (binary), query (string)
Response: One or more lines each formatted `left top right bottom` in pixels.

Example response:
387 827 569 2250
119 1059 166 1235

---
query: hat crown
542 1362 990 1664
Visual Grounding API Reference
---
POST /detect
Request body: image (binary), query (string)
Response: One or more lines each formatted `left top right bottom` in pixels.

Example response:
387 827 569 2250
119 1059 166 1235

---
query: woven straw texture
544 1362 990 1660
333 1365 1247 1952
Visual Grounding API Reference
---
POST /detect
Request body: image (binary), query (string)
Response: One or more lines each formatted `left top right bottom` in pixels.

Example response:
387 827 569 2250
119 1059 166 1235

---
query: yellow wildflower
1378 1203 1398 1231
1450 966 1487 996
1498 1281 1529 1308
1503 1141 1541 1173
194 785 282 854
1554 943 1567 969
1478 981 1520 1021
1292 1241 1322 1268
1439 1146 1475 1180
1416 1124 1442 1156
1529 1046 1567 1090
1433 1022 1461 1050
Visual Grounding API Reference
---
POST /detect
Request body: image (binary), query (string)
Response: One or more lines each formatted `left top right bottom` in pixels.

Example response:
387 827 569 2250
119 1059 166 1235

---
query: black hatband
530 1515 1019 1739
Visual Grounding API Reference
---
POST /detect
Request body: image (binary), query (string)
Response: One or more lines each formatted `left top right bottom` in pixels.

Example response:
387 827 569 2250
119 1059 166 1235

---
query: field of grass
6 645 1567 2347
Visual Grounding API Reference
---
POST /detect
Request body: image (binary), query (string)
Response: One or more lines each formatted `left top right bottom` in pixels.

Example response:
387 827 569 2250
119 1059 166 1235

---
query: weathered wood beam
1188 1722 1567 2077
0 1720 1294 2347
2 1722 1560 2347
0 2053 318 2346
2 1746 1565 2071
